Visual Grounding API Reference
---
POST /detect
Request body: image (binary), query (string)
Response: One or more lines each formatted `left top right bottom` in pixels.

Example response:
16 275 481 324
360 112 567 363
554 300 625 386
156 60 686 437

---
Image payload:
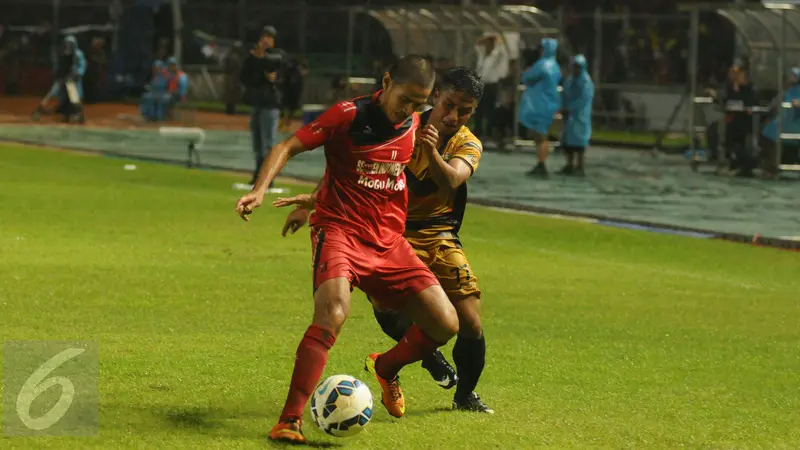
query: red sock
375 324 442 380
279 324 337 422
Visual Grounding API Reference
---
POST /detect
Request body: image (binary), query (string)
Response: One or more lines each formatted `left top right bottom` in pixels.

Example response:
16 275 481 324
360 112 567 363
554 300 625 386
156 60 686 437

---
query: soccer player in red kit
235 55 460 445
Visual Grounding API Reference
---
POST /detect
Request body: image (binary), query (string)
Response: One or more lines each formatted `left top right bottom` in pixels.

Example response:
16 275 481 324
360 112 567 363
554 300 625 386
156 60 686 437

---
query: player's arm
418 125 476 191
235 137 316 221
273 177 323 211
272 177 324 236
253 136 309 194
236 101 354 221
522 62 543 86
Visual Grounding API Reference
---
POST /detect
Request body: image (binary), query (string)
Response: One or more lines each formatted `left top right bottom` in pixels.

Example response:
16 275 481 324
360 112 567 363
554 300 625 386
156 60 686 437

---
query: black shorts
564 145 586 153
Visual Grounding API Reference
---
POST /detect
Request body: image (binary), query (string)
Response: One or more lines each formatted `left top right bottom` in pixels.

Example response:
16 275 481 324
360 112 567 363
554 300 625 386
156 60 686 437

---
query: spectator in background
520 38 562 178
165 56 189 118
492 59 519 144
280 55 308 131
84 36 107 104
54 35 86 123
140 59 168 121
240 25 284 190
154 37 170 62
760 67 800 179
474 33 509 142
722 63 758 177
558 55 595 176
223 42 244 115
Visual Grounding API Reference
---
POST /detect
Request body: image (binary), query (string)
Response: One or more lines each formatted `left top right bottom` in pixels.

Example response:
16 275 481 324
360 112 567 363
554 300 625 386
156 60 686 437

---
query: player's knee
313 297 348 334
438 304 460 341
455 296 482 339
458 315 482 339
313 284 351 334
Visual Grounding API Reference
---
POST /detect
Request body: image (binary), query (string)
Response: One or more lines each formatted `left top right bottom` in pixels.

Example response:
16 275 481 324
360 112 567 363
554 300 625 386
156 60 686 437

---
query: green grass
1 144 799 448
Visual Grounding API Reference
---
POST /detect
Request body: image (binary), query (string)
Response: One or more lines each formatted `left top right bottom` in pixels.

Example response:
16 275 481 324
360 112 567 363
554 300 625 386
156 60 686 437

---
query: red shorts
310 226 440 311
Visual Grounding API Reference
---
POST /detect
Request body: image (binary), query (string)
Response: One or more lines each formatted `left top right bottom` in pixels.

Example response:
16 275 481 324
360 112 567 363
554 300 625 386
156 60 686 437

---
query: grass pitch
1 143 799 449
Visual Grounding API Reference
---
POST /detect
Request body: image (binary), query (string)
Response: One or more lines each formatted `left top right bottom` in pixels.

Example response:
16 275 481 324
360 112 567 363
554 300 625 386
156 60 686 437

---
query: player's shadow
402 406 454 417
160 406 342 448
268 440 341 449
164 406 225 430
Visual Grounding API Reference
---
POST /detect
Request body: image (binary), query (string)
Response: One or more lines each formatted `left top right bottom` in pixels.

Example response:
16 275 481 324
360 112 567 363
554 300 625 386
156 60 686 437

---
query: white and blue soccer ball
310 374 373 437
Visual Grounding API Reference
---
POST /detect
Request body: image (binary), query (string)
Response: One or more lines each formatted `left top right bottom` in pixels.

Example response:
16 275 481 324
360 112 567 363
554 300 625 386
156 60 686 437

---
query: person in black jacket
723 65 758 176
280 56 308 131
240 26 285 189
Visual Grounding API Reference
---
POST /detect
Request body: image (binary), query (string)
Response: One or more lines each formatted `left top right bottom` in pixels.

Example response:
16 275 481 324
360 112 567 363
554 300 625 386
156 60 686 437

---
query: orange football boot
364 352 406 417
268 418 307 444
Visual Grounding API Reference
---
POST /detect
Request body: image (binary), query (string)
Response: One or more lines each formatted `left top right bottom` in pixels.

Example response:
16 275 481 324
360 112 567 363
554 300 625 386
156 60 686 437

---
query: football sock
453 334 486 401
374 310 441 369
373 309 412 342
279 324 337 422
375 324 441 380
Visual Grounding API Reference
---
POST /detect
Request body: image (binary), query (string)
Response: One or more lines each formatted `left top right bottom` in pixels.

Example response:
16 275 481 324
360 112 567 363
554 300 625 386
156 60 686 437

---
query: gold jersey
404 112 482 239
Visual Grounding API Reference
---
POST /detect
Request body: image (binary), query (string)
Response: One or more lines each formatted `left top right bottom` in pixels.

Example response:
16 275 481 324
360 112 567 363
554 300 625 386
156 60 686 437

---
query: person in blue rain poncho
53 35 87 123
165 57 190 120
557 54 594 176
760 66 800 179
519 37 561 177
140 60 169 121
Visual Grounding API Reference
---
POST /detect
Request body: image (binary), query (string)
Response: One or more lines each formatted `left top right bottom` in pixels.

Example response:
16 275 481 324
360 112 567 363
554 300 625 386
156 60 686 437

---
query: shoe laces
387 377 402 401
282 418 302 430
467 392 485 407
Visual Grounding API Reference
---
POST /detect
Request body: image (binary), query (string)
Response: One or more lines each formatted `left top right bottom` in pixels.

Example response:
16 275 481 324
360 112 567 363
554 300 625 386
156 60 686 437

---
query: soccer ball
310 374 373 437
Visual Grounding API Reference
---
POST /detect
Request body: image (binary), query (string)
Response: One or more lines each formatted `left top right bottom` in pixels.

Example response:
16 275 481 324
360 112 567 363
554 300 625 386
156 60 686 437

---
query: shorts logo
450 264 473 289
357 175 405 191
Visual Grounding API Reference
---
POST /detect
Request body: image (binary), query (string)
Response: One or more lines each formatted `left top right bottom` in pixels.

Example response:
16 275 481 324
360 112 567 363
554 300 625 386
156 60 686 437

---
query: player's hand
266 71 278 82
272 193 315 210
418 124 439 154
281 208 310 237
235 191 265 222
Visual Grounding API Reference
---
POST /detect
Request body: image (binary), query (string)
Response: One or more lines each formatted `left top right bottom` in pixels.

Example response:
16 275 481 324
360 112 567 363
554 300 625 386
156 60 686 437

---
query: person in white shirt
474 33 509 140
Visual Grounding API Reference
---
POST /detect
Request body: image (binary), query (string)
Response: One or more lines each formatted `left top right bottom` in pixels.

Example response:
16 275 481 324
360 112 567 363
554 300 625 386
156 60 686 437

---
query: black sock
373 309 412 342
452 334 486 400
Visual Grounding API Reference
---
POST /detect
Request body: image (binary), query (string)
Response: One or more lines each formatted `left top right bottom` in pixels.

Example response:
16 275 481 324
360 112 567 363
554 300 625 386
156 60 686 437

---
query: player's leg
450 295 492 413
428 242 492 412
365 282 457 417
270 277 350 443
270 229 357 443
369 239 457 389
371 303 457 389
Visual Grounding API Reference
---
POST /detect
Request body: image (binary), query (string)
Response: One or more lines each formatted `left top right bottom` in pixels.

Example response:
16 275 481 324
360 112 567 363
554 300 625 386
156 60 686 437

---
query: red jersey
294 92 419 250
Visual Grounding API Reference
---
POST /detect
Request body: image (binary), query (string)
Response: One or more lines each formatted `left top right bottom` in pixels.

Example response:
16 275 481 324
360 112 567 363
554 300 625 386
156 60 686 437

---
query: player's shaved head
387 54 436 89
379 54 435 124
